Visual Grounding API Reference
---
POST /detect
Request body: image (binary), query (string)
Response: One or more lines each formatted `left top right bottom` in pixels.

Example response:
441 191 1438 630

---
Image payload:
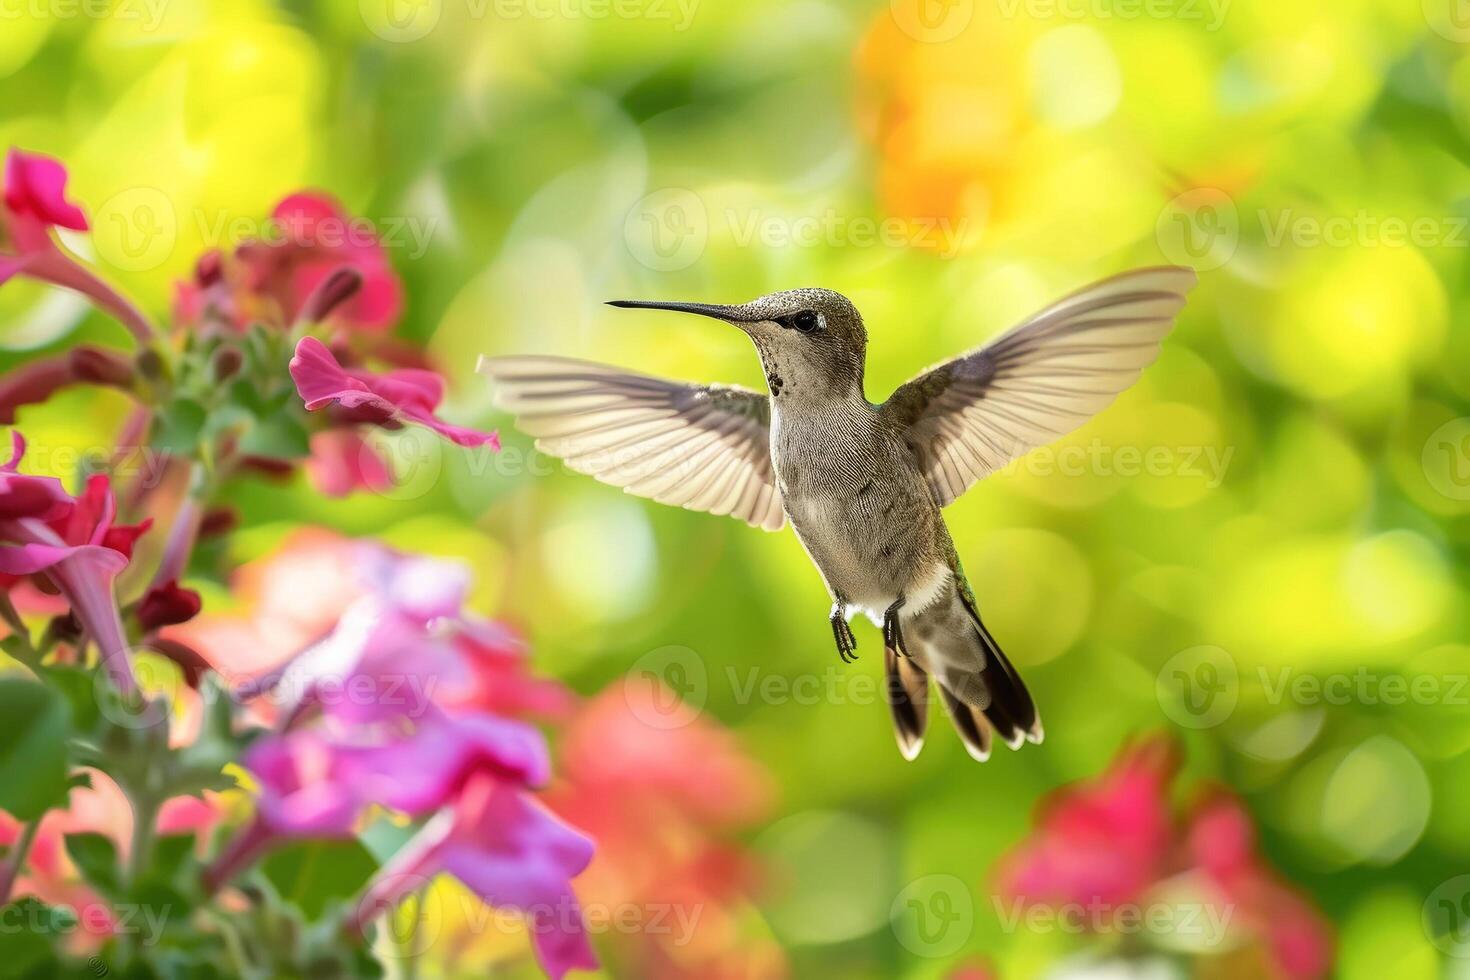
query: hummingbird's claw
883 596 909 659
831 603 858 663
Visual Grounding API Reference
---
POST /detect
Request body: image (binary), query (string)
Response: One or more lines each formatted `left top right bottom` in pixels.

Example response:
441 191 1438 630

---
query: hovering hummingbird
477 266 1197 761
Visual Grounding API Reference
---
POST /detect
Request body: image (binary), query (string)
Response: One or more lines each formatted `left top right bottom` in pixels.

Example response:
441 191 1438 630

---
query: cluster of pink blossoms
994 734 1333 979
0 147 594 978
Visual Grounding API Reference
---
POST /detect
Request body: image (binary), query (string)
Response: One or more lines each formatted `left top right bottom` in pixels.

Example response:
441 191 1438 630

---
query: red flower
137 580 203 631
995 734 1178 909
290 336 499 449
1181 792 1333 980
177 193 403 334
543 681 782 980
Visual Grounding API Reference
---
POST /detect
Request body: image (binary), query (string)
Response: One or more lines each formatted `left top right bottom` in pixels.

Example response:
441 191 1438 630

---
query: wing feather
478 355 783 531
881 266 1197 506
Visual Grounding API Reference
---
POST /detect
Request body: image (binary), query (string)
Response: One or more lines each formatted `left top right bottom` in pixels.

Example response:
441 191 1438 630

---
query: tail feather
884 643 929 761
936 683 992 762
941 592 1044 753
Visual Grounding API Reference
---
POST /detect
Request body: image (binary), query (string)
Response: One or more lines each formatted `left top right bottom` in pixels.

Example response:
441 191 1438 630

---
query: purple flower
356 772 597 980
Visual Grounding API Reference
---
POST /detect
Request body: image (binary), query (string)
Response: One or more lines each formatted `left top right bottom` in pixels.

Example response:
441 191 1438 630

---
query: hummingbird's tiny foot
882 596 908 658
830 604 858 663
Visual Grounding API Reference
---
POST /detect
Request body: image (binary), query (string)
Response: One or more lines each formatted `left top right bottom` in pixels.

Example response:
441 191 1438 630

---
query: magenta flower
994 734 1178 909
356 772 597 980
176 193 403 335
290 336 498 449
0 148 154 342
0 432 151 692
2 149 87 243
243 710 549 837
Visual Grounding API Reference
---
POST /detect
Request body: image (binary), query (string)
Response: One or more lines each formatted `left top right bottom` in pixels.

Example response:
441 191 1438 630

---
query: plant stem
127 791 159 890
0 819 42 904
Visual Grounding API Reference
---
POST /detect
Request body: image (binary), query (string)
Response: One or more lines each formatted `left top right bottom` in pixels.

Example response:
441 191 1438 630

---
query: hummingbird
477 266 1197 761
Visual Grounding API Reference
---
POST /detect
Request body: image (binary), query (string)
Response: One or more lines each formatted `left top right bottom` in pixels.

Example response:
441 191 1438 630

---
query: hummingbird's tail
924 589 1043 762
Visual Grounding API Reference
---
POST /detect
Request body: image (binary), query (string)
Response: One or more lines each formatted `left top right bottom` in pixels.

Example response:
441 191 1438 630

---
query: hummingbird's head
607 288 867 400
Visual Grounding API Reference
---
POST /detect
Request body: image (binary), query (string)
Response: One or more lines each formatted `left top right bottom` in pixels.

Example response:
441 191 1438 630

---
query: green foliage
0 679 71 821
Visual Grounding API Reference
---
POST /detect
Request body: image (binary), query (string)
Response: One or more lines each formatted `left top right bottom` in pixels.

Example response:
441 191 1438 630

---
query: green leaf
64 832 120 897
261 839 379 919
0 898 71 976
39 665 100 738
0 679 72 821
236 413 311 461
151 833 197 884
153 399 209 456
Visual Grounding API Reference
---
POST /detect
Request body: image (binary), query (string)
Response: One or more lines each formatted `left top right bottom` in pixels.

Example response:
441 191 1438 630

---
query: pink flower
1181 792 1333 980
243 710 550 837
0 148 154 342
290 336 499 449
357 772 598 980
305 430 393 498
994 734 1178 911
0 432 151 692
178 193 403 335
543 681 781 980
4 150 88 232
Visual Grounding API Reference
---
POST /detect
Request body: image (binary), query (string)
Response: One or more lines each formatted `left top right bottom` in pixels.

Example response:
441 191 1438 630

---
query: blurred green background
2 0 1469 977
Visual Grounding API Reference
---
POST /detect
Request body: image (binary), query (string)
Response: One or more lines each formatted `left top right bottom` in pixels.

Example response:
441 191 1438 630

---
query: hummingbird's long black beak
605 300 755 322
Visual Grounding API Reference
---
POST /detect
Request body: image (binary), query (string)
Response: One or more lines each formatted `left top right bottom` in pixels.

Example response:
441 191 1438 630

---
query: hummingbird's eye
791 310 819 333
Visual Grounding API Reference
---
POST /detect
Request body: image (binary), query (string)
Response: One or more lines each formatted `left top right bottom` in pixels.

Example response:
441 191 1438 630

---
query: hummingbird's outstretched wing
477 355 784 531
880 266 1197 506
